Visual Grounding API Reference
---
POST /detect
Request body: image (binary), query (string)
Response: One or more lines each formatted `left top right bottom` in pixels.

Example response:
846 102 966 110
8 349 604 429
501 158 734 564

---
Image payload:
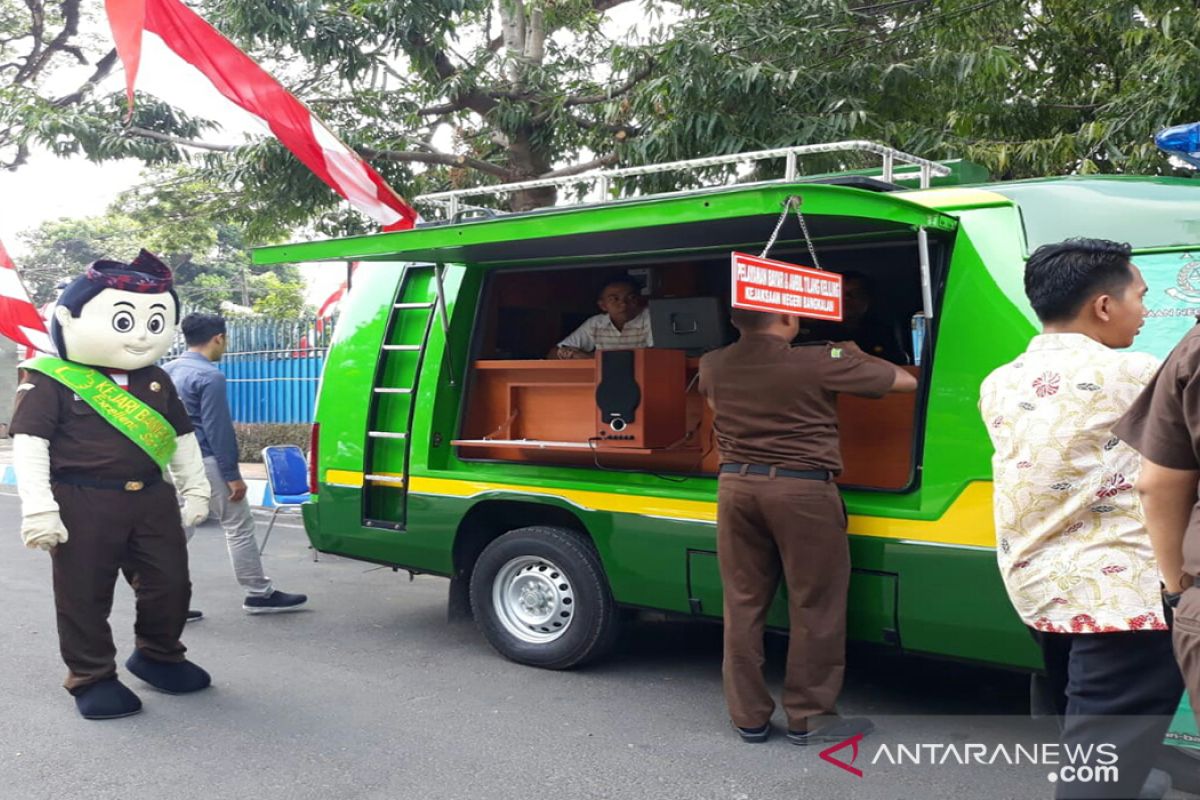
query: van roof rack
414 140 952 220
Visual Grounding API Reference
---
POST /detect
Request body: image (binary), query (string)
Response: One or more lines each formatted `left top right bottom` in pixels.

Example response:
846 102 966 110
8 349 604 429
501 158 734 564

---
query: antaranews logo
818 737 1119 786
819 734 865 778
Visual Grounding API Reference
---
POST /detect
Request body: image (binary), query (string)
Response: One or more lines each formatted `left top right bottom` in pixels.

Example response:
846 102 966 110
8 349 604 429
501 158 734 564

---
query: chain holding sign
731 252 844 321
734 195 842 320
759 195 823 270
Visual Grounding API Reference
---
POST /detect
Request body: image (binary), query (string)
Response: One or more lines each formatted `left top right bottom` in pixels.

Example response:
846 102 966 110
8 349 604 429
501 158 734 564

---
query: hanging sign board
730 251 843 321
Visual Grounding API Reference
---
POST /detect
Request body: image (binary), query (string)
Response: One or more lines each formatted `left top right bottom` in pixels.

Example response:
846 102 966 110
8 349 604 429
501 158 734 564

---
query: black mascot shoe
125 650 212 695
74 678 143 720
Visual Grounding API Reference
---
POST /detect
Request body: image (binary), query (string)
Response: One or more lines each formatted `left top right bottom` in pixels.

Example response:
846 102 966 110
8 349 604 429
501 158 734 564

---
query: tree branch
359 146 516 180
538 153 620 179
2 141 31 171
18 0 83 85
524 1 546 64
564 62 653 107
52 48 119 108
403 32 497 117
543 110 642 140
127 126 237 152
418 100 466 116
593 0 637 13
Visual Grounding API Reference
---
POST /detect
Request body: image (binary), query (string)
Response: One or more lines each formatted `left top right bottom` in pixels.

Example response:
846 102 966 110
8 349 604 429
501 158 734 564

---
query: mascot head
51 249 181 371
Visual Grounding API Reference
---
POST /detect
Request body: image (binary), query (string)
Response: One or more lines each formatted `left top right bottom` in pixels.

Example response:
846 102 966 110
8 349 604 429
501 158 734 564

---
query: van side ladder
362 265 438 531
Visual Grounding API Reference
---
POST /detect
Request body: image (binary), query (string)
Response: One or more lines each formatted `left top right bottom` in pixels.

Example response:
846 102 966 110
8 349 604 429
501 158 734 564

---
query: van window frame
451 234 951 494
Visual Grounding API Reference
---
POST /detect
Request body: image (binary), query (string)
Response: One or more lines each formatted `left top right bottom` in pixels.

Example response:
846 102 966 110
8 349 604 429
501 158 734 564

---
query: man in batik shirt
980 238 1183 800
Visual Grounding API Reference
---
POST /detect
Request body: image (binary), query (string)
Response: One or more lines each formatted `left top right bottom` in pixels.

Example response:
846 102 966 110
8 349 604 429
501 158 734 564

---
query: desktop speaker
595 349 687 449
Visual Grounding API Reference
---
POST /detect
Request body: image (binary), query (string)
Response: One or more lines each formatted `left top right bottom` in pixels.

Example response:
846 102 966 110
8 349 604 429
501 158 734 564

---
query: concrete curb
0 466 282 508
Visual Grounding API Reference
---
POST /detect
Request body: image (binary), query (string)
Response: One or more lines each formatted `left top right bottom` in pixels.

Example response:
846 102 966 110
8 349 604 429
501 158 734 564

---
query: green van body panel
276 175 1200 672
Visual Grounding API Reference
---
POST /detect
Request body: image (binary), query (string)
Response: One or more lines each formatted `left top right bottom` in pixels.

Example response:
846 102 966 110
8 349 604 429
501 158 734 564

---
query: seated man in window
800 271 909 364
550 274 655 359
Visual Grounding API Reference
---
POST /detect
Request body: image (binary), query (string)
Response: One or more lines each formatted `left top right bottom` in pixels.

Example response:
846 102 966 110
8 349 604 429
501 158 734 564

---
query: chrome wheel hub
493 556 576 644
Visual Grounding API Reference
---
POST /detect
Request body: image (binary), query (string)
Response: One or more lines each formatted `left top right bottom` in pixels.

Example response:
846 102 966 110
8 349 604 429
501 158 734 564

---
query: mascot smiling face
50 249 180 370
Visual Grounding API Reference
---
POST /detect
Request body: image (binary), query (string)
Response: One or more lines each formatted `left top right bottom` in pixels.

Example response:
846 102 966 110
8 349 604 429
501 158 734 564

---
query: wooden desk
456 359 920 489
455 357 709 469
837 366 919 489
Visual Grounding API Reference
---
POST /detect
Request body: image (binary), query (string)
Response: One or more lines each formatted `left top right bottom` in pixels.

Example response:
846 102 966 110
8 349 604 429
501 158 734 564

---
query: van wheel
469 526 619 669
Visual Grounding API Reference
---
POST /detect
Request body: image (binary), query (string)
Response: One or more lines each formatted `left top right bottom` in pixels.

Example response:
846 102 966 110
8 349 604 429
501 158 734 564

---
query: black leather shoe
74 678 142 720
125 650 211 694
787 717 875 746
186 610 203 623
733 722 771 743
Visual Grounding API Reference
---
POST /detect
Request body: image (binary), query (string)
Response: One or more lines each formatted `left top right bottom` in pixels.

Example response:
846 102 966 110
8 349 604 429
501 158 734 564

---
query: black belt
52 472 163 492
719 463 831 481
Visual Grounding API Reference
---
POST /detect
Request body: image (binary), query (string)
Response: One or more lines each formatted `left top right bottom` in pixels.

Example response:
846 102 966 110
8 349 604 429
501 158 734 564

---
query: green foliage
17 168 306 314
251 272 312 318
627 0 1200 184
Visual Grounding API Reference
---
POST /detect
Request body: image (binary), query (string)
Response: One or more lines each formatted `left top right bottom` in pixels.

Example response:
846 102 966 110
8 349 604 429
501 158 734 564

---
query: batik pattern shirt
979 333 1166 633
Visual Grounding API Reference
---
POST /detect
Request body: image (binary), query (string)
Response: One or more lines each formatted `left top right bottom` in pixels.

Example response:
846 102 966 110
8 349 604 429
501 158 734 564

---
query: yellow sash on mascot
23 356 177 468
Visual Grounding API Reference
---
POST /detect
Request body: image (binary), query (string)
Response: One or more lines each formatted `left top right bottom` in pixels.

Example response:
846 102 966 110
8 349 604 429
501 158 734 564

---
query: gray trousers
184 457 272 596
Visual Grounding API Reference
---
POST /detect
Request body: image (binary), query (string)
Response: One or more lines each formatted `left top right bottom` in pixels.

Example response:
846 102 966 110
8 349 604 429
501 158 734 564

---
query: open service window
453 235 945 492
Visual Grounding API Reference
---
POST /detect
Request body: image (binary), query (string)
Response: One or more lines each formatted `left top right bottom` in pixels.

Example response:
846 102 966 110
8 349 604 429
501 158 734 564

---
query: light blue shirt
164 351 241 482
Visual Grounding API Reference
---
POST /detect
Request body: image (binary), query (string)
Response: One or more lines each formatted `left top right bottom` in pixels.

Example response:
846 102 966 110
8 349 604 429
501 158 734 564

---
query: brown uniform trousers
717 471 849 731
51 482 191 693
1177 587 1200 727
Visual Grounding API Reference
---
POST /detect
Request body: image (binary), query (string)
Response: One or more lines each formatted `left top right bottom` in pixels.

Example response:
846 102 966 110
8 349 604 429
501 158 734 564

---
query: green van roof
253 182 958 268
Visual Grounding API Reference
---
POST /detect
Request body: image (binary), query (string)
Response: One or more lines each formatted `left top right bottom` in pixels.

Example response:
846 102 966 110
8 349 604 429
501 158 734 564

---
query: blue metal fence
166 316 335 424
224 354 325 423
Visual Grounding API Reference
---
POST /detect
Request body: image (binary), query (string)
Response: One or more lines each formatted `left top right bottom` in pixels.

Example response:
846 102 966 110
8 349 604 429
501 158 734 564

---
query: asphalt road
0 491 1195 800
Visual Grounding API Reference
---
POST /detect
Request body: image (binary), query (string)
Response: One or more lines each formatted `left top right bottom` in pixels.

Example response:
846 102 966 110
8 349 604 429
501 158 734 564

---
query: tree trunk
506 126 557 211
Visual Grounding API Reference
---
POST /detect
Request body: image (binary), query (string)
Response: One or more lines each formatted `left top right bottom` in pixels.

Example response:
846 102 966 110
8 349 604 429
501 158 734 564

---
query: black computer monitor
649 297 727 354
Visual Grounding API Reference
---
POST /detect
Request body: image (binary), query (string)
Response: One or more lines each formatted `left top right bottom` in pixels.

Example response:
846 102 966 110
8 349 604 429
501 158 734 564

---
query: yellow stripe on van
325 469 366 487
325 472 996 549
904 187 1010 211
409 476 720 523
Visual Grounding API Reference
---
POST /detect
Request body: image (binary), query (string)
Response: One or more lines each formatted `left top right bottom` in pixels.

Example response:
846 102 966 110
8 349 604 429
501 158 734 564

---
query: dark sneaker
243 590 308 615
787 717 875 746
186 609 203 623
732 721 771 743
74 678 142 720
125 650 211 694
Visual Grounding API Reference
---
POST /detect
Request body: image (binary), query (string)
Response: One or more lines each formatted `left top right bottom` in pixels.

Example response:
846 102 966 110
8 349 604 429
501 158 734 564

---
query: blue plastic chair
260 445 313 560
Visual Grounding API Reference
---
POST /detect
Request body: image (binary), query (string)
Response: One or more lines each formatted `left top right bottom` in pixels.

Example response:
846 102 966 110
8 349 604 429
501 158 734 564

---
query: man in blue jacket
164 313 307 616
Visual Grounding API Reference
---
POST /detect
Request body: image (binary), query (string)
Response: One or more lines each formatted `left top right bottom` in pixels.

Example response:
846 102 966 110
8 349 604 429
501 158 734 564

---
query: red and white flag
104 0 419 231
0 238 54 355
315 262 358 333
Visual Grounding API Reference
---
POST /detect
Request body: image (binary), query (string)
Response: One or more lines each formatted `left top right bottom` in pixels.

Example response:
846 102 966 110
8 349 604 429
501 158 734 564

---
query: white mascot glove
168 432 212 528
12 434 68 551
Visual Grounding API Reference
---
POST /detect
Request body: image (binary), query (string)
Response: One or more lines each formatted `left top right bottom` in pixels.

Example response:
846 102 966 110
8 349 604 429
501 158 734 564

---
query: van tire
469 526 619 669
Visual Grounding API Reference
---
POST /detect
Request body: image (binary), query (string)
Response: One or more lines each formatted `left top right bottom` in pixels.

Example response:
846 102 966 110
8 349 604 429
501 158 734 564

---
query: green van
254 141 1200 674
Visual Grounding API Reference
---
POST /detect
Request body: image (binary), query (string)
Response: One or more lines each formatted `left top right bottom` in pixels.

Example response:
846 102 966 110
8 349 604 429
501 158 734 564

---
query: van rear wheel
469 526 619 669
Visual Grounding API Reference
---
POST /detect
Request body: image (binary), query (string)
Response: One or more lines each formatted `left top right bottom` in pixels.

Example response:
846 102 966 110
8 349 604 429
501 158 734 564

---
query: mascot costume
10 250 213 720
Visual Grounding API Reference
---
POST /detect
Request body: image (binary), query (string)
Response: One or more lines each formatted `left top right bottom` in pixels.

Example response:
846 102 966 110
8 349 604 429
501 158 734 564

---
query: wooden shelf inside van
457 357 920 489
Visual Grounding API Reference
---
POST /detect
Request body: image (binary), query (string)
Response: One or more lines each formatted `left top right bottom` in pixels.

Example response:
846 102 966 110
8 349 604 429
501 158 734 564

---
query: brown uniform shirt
10 365 193 480
698 334 897 474
1113 326 1200 578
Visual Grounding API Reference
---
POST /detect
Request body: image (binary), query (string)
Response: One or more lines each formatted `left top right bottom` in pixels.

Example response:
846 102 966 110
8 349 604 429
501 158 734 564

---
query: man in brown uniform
699 307 917 744
1114 325 1200 728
